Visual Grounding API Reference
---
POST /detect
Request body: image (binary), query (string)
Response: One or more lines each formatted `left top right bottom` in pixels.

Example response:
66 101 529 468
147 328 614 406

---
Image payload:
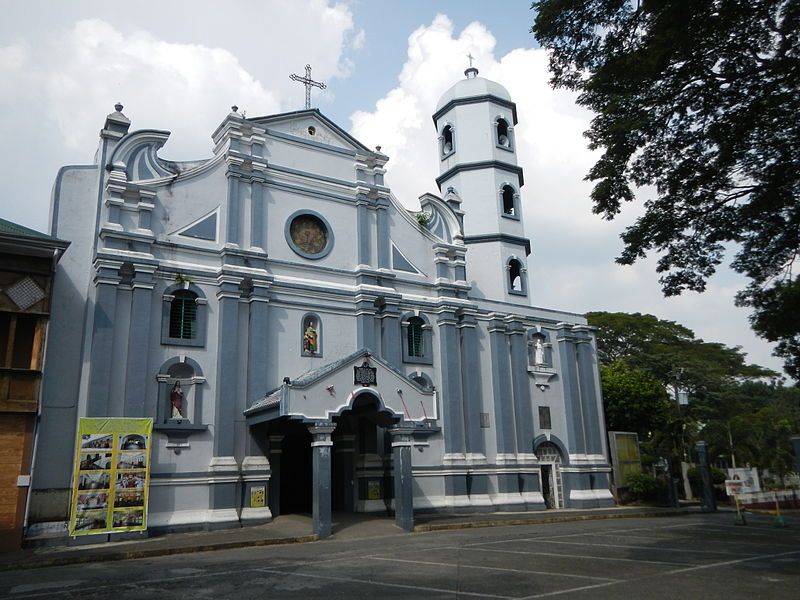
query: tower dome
435 73 512 114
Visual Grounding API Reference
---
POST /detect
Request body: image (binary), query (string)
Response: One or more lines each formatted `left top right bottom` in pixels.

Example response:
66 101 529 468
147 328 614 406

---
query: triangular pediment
248 109 376 156
244 348 437 426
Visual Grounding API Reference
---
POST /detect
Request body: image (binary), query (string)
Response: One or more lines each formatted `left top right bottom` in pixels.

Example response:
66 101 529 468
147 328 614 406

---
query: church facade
29 67 613 539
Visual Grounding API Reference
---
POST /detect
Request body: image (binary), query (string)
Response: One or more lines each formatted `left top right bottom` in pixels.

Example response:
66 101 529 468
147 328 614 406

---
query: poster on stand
69 418 153 536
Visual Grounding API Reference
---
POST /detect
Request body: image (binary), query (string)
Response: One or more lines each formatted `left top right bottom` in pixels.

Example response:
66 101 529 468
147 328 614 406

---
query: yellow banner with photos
69 418 153 536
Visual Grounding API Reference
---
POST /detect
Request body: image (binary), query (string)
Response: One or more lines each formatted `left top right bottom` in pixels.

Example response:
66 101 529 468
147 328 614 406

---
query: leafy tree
532 1 800 379
601 360 671 437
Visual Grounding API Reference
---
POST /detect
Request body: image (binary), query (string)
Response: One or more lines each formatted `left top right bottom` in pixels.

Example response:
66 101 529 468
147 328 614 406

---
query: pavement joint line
664 549 800 574
254 566 518 599
460 546 687 567
365 555 620 582
533 539 762 556
520 580 621 599
696 523 800 535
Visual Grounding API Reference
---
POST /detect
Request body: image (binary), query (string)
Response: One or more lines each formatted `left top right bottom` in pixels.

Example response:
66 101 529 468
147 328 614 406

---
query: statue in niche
303 322 318 354
170 381 184 419
533 337 546 366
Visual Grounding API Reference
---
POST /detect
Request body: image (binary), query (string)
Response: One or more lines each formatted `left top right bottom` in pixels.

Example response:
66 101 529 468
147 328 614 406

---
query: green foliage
415 212 431 227
532 1 800 379
687 466 727 487
601 360 670 437
623 471 659 503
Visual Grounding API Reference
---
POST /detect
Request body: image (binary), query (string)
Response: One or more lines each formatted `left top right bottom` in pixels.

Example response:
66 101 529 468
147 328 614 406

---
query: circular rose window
285 211 334 259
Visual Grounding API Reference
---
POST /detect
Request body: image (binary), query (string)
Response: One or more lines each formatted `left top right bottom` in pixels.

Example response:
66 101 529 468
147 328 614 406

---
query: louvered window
169 291 197 339
407 317 425 358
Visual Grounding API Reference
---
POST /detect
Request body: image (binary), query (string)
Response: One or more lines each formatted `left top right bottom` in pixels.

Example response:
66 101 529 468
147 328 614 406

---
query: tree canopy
532 1 800 379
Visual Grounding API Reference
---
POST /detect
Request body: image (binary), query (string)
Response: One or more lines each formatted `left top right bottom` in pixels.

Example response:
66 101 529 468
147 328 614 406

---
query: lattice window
168 291 197 340
5 277 45 310
407 317 425 358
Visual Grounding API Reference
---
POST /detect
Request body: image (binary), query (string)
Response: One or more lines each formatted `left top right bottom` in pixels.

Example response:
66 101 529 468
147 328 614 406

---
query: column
390 426 415 531
557 324 586 456
376 199 390 269
309 422 335 539
508 320 541 508
123 266 155 416
209 278 241 520
241 429 272 524
379 300 401 367
226 175 241 246
356 195 372 267
488 317 523 510
246 284 270 405
575 328 603 456
459 314 491 510
438 309 468 507
87 263 121 416
355 298 376 351
250 179 266 250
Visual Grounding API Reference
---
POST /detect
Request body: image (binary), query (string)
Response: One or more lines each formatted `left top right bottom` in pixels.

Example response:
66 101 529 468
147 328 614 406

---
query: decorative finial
289 64 326 109
375 145 382 152
231 105 239 113
114 102 123 112
465 52 479 78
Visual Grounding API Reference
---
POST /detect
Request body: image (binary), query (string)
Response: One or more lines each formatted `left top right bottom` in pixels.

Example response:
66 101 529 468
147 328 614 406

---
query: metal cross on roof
289 64 327 110
467 52 475 68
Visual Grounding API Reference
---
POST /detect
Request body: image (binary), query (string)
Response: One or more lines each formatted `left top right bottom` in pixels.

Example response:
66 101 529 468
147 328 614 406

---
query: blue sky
0 1 785 375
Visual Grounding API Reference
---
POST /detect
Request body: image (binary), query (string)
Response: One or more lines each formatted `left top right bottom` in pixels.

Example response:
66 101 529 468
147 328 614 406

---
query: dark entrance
541 464 554 509
277 421 312 515
331 393 397 514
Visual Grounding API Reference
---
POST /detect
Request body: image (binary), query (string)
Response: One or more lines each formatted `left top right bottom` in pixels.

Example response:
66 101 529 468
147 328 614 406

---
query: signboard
69 418 153 536
250 485 266 508
354 361 377 386
367 480 381 500
727 467 760 494
725 479 743 497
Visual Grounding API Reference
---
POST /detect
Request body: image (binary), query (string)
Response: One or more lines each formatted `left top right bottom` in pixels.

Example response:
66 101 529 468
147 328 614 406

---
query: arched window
407 317 424 358
496 118 510 147
169 290 197 339
401 312 433 364
501 184 518 217
301 313 322 357
161 283 208 347
409 371 434 391
507 258 527 296
441 124 455 158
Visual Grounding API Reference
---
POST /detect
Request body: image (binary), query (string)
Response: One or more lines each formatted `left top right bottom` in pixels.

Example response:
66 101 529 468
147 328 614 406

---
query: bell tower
433 65 530 303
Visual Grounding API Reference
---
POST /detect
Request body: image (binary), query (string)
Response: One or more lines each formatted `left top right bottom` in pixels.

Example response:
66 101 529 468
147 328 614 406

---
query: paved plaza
1 513 798 599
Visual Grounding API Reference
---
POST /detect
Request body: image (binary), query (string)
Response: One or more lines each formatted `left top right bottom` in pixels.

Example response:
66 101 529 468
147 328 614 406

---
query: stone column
459 313 491 510
309 422 336 539
356 195 372 267
209 277 241 523
575 327 603 456
250 178 266 250
488 316 524 510
376 198 390 269
390 426 415 531
87 261 122 416
508 320 542 509
557 324 586 456
226 174 241 246
379 300 401 367
438 309 468 507
246 284 270 406
355 298 376 351
123 265 156 416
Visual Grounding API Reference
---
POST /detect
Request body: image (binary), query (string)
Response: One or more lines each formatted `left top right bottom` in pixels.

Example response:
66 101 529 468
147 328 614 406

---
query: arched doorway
332 393 398 514
536 442 564 509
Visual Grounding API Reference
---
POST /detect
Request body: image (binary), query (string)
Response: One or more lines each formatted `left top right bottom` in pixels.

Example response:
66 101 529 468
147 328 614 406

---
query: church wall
264 134 357 184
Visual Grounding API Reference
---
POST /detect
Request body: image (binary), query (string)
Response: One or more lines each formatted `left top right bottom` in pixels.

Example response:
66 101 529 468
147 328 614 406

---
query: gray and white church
30 65 614 538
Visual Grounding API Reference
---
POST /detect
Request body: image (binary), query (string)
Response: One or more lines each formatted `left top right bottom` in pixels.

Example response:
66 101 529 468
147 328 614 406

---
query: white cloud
0 42 27 70
350 14 784 373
